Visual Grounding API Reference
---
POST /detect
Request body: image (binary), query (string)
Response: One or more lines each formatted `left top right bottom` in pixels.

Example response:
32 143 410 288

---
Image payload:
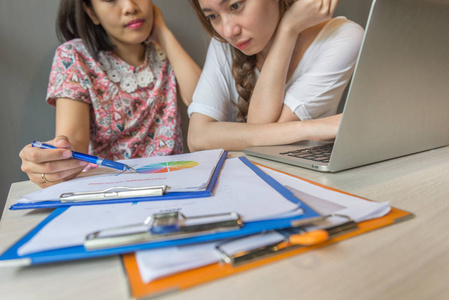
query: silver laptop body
244 0 449 172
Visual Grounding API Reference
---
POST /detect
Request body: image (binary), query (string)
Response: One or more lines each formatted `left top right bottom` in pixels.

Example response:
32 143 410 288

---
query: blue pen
32 141 135 172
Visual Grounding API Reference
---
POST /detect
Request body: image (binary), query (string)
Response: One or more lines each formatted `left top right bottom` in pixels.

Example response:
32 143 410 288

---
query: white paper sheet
134 165 391 283
17 158 300 256
260 166 391 222
136 242 222 283
18 149 224 203
135 231 286 283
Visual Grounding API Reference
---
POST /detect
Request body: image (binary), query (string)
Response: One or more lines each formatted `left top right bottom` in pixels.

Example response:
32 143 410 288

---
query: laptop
244 0 449 172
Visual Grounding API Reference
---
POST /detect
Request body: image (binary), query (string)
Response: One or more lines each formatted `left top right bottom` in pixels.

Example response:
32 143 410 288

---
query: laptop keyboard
279 144 334 163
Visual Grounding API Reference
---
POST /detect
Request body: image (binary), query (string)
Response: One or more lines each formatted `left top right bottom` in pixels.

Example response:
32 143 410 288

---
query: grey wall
1 1 60 218
0 0 372 219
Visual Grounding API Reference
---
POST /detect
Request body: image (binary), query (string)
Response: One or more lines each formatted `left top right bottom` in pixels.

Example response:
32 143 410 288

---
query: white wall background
0 0 372 218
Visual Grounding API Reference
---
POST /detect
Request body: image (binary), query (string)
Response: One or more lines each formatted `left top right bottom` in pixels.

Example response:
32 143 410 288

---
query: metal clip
60 185 167 202
216 214 357 266
84 211 243 250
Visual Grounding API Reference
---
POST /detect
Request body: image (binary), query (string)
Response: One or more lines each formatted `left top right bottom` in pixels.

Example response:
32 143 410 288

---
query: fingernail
62 150 72 159
55 139 69 147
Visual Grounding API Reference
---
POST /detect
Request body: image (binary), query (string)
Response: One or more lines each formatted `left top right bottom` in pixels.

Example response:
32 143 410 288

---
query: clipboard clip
60 185 168 202
84 211 243 250
216 214 357 266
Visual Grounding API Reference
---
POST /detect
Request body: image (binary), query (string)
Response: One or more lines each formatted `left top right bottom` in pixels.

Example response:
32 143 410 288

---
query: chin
240 49 259 56
239 43 265 56
129 33 151 45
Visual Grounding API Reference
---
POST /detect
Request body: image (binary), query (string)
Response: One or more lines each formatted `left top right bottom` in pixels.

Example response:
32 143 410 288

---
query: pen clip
60 185 167 202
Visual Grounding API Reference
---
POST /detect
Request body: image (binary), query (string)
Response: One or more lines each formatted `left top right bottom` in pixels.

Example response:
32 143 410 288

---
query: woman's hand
149 5 168 45
304 114 342 141
19 135 88 188
280 0 340 35
148 5 201 107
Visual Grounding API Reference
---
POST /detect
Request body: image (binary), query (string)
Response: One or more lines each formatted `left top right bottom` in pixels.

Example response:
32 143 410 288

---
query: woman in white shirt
187 0 364 151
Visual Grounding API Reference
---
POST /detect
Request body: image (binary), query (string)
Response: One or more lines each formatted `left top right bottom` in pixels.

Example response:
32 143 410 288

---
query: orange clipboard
122 164 414 299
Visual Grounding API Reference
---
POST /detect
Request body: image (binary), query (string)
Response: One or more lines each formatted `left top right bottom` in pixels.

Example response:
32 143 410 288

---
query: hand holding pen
19 136 133 188
31 141 135 172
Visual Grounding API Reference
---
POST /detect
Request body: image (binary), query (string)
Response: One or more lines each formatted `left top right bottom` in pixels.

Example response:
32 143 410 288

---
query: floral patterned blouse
47 39 183 161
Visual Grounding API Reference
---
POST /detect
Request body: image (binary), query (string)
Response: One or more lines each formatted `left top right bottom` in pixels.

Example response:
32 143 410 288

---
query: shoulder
54 39 107 76
55 39 92 58
321 17 364 42
209 38 231 52
53 39 97 68
310 17 364 60
206 38 233 66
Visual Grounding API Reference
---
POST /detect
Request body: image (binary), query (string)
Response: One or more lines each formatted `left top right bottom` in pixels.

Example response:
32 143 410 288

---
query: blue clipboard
0 157 321 266
9 151 228 210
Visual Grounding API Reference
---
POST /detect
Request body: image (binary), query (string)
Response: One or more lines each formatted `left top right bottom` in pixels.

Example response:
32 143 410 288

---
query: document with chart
11 149 226 209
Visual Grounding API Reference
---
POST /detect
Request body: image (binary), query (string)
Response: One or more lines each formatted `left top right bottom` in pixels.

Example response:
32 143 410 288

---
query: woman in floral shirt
20 0 201 187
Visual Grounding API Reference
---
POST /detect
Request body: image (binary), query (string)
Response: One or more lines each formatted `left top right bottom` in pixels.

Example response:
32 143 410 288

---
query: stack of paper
133 165 391 283
15 158 305 257
0 154 392 278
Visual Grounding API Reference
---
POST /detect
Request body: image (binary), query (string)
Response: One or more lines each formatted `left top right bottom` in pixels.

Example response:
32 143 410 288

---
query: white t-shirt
188 17 364 121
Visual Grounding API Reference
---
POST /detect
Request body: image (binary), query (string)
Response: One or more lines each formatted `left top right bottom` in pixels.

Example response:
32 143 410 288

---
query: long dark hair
189 0 294 121
57 0 115 59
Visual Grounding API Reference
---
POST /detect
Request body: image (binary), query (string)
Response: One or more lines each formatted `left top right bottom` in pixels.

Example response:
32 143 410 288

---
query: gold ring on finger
41 173 48 183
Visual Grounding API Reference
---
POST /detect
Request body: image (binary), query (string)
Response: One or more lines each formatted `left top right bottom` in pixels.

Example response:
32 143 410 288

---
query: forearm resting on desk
187 113 341 152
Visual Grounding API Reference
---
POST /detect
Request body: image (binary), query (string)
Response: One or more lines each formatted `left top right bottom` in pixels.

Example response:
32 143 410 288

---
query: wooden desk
1 148 449 300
